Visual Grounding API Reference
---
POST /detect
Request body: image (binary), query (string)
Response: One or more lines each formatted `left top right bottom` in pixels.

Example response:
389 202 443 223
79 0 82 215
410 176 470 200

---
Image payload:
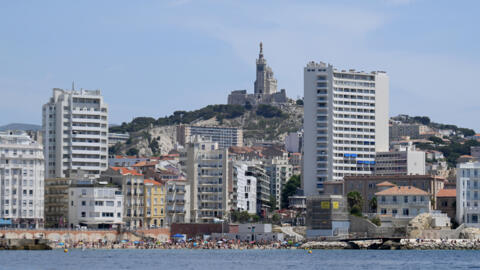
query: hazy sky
1 0 479 130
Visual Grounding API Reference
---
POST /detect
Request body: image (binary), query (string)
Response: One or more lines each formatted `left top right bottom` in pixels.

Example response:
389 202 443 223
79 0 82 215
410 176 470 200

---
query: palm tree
347 191 363 210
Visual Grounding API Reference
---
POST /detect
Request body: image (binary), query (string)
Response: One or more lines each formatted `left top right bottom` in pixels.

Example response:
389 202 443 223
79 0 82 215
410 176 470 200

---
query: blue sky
1 0 479 130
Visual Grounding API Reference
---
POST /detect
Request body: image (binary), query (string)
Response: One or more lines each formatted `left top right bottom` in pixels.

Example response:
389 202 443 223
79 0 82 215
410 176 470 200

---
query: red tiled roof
375 186 429 196
133 161 158 167
110 167 143 176
437 189 456 197
144 179 161 186
377 181 396 187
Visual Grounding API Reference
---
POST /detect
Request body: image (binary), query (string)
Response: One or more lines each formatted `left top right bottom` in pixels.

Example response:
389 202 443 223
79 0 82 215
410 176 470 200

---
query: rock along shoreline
301 239 480 250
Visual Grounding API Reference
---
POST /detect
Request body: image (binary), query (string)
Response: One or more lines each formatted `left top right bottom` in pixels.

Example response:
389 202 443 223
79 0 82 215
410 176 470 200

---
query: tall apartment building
43 88 108 178
177 125 243 149
456 162 480 227
186 138 229 223
303 61 389 196
0 131 45 228
230 162 257 214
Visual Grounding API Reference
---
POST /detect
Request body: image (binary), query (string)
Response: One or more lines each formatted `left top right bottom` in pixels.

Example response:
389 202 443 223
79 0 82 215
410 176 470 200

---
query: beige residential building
186 137 229 223
44 177 71 228
376 185 431 218
101 167 145 228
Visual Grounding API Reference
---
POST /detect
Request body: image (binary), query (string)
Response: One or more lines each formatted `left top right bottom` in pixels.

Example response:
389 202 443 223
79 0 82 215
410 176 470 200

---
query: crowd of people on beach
55 239 297 250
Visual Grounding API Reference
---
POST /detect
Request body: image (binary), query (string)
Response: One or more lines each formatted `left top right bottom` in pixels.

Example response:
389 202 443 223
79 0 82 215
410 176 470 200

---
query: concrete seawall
0 228 170 243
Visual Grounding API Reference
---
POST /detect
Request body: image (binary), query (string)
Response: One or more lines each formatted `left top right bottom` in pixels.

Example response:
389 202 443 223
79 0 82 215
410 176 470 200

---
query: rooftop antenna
72 81 75 91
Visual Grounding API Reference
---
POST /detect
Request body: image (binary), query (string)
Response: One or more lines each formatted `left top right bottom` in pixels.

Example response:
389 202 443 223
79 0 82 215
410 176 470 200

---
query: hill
109 103 303 156
0 123 41 131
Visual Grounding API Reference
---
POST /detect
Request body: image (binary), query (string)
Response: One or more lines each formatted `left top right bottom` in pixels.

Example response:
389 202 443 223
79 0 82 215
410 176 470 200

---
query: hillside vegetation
109 103 303 156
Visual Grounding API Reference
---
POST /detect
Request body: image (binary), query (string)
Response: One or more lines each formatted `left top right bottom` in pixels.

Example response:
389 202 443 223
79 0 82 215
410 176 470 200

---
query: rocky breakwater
301 241 350 249
0 239 52 250
401 239 480 250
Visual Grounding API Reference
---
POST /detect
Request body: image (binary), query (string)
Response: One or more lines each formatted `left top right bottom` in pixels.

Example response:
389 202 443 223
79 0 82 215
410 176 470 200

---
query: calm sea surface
0 249 479 270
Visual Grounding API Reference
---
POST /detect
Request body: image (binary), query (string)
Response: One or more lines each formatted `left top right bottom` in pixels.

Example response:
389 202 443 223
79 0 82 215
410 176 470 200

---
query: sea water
0 249 479 270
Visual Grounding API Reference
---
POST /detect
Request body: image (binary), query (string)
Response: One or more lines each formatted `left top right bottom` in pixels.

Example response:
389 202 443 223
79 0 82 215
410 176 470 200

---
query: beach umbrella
121 240 128 243
58 242 65 246
172 234 184 238
133 241 140 244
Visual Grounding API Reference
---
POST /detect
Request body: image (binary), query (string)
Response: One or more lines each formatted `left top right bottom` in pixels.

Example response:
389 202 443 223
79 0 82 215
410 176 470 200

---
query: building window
381 208 387 214
403 208 409 216
392 209 398 215
404 196 408 203
81 201 86 206
392 196 397 203
81 212 86 217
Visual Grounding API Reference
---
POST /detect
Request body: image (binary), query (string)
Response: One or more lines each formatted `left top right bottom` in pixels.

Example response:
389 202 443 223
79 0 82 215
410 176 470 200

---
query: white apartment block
166 179 190 224
68 181 123 229
186 137 229 223
375 148 426 176
303 61 389 196
43 88 108 178
456 162 480 227
177 125 243 149
0 131 45 228
231 162 257 214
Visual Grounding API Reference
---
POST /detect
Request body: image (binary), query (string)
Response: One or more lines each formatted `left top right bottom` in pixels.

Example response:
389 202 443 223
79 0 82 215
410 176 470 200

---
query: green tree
347 191 363 215
108 142 122 155
238 211 251 223
369 197 377 212
126 148 139 156
429 136 444 145
268 195 277 210
149 140 159 155
280 175 301 209
251 214 260 222
256 104 285 118
296 99 304 106
350 205 362 217
370 216 381 226
272 213 281 225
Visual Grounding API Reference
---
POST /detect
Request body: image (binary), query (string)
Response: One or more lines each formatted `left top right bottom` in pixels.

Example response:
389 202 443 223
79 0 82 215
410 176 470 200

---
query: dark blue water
0 249 479 269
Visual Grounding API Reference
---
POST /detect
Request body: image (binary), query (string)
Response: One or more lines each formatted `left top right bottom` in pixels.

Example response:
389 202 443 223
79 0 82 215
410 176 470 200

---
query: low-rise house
376 185 431 219
68 180 123 229
344 175 444 213
436 189 456 221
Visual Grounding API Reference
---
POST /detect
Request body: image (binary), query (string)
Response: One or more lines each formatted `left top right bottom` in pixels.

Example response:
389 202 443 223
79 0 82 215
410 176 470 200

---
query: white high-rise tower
302 62 389 196
43 88 108 178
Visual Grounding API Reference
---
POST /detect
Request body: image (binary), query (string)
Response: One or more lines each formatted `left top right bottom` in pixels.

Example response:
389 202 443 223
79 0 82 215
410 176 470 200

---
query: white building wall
0 131 45 228
233 163 257 214
68 185 123 228
457 162 480 227
303 62 389 196
43 88 108 179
